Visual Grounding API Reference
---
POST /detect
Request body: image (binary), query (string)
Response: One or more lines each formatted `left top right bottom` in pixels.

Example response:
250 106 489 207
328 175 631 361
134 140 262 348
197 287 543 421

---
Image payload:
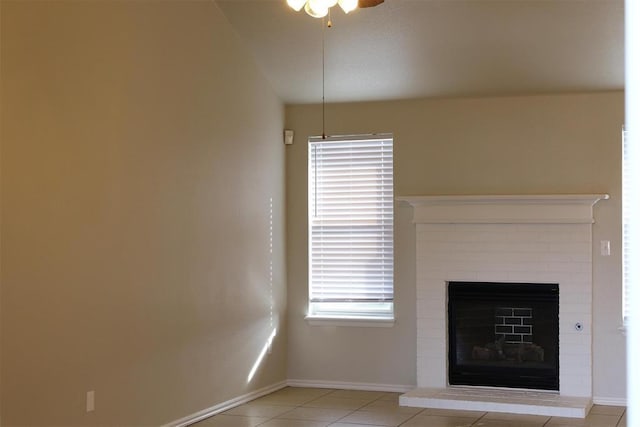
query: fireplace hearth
448 281 559 391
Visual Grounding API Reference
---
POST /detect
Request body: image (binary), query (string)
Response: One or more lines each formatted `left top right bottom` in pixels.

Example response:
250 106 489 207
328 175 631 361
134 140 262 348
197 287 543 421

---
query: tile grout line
322 393 368 425
396 409 426 426
329 391 400 426
252 388 336 426
253 389 385 426
368 393 429 427
470 411 490 426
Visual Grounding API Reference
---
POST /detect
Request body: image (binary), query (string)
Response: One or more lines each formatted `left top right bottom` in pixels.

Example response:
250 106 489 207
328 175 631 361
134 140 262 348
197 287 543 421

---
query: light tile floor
193 387 626 427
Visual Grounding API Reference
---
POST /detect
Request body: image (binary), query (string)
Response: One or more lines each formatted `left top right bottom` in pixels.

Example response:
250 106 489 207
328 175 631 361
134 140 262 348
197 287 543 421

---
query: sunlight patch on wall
247 198 277 384
247 328 277 383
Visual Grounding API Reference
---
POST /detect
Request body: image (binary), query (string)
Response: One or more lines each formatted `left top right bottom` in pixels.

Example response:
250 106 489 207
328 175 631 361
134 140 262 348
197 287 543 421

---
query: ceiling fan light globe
338 0 358 13
305 0 329 18
287 0 307 11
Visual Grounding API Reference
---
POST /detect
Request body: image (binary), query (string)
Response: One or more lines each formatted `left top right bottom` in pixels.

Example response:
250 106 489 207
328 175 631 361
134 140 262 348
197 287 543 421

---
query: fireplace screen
448 282 559 391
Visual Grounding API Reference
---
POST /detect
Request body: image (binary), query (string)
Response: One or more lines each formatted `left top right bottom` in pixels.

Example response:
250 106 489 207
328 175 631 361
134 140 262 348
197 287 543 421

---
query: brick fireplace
397 195 608 417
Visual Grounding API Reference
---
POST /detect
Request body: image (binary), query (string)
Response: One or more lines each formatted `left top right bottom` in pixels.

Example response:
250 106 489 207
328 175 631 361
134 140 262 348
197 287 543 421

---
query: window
308 134 394 320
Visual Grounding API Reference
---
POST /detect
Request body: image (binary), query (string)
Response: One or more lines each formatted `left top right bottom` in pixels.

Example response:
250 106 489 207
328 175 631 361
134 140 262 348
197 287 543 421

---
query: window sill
305 315 395 328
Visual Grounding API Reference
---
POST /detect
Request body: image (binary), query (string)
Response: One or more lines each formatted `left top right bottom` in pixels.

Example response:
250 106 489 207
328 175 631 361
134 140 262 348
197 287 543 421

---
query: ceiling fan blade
358 0 384 8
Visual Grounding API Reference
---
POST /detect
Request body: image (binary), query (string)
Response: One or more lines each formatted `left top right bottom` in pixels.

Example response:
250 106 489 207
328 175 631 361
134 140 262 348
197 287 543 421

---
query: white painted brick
559 303 592 317
503 262 544 272
561 333 591 346
417 360 448 388
560 304 592 317
561 380 592 398
559 282 590 293
561 291 592 306
534 272 571 283
417 313 445 323
417 317 446 331
505 230 543 243
540 230 590 244
416 314 442 325
561 362 592 376
562 374 593 393
416 367 431 387
417 271 447 281
475 272 511 282
417 288 445 302
549 242 591 255
413 218 593 397
567 252 593 263
559 319 592 333
560 353 591 374
418 326 446 340
505 242 551 253
419 337 447 353
545 262 591 273
501 251 543 263
446 272 479 282
507 272 547 282
417 232 451 243
560 345 591 362
439 260 471 272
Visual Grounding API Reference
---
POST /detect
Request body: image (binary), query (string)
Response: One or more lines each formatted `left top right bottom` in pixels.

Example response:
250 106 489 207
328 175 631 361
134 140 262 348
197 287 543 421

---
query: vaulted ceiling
216 0 624 105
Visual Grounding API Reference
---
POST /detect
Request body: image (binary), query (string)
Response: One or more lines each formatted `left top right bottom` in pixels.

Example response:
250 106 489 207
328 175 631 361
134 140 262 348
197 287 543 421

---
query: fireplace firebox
448 282 559 391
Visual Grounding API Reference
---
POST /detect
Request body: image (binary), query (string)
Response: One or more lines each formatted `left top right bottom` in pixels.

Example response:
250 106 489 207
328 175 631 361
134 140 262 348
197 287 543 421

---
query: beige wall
0 1 286 425
285 92 626 401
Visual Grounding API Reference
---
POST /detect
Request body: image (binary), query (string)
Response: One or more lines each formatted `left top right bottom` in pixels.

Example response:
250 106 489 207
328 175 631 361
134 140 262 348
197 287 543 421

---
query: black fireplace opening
448 281 559 391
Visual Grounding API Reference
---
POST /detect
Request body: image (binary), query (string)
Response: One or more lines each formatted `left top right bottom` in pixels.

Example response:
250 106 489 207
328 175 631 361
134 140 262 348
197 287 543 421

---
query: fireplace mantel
399 193 610 417
397 194 609 224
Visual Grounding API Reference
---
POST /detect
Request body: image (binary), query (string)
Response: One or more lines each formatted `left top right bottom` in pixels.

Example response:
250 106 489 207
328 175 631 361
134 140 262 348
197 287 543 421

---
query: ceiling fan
286 0 384 19
359 0 384 7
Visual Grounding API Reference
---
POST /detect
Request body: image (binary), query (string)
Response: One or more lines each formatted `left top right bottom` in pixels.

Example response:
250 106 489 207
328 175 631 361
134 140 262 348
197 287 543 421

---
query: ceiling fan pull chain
322 17 326 139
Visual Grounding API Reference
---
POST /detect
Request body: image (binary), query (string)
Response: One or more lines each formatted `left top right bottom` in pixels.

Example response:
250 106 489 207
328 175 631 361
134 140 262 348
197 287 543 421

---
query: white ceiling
216 0 624 105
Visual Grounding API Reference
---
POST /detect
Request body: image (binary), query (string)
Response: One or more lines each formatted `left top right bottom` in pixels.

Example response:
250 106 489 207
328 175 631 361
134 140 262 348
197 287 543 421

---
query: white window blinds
308 135 394 318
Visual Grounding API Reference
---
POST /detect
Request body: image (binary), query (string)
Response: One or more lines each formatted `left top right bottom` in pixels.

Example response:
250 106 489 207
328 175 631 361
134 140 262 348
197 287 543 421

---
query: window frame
306 134 395 323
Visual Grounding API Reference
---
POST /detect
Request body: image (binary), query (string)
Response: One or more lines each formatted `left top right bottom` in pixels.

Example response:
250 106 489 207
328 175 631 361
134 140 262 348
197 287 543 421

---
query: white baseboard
592 396 627 407
286 379 414 393
163 380 288 427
